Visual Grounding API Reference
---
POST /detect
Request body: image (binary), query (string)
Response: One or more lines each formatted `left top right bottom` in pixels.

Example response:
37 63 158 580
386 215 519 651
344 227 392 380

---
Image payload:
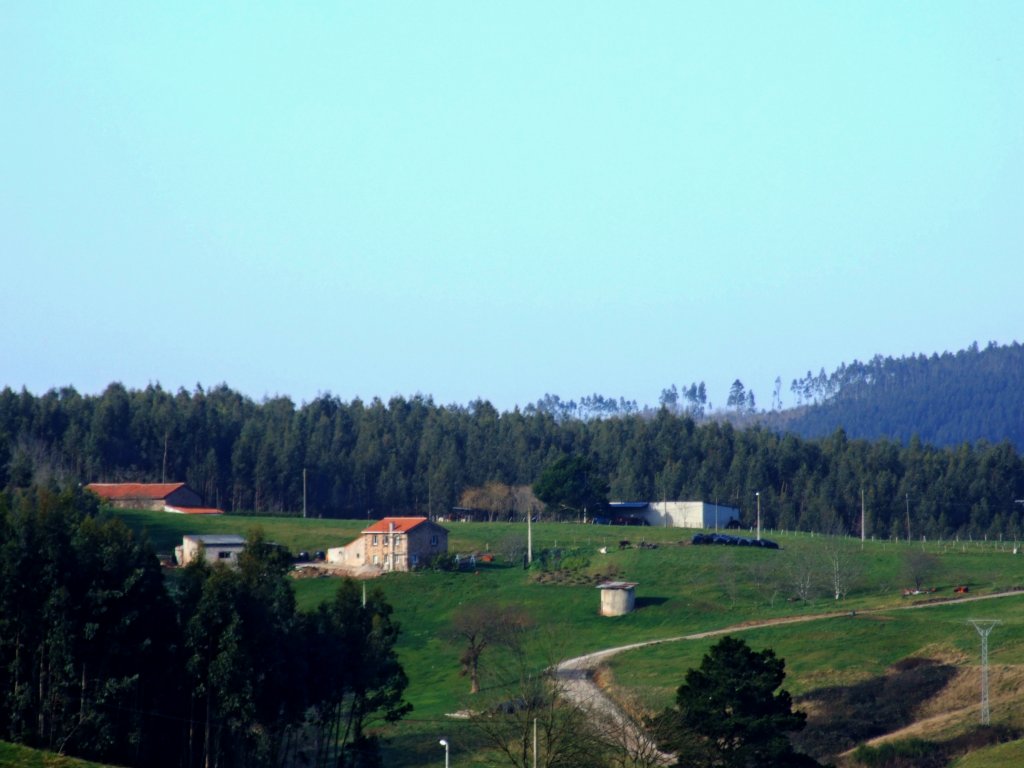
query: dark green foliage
300 580 411 767
0 486 410 768
428 552 458 571
778 342 1024 451
0 486 178 766
532 455 609 515
530 547 590 573
1 376 1023 539
652 636 822 768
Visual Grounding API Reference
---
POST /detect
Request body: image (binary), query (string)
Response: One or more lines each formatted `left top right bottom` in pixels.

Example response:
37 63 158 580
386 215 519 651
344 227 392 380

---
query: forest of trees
771 341 1024 451
2 379 1024 539
0 485 409 768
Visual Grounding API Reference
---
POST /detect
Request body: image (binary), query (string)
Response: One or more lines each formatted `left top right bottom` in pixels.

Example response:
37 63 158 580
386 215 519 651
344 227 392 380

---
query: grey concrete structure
176 534 246 566
597 581 638 616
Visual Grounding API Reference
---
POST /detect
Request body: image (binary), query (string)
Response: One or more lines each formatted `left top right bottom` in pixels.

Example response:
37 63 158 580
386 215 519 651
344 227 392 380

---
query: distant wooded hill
2 368 1024 538
763 341 1024 451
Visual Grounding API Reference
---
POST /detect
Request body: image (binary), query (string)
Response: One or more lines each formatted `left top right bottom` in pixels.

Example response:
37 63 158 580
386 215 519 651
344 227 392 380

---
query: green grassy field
114 510 1024 766
950 738 1024 767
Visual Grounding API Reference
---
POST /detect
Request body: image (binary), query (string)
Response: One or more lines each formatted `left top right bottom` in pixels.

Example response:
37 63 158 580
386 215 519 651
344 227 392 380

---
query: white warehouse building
609 501 740 529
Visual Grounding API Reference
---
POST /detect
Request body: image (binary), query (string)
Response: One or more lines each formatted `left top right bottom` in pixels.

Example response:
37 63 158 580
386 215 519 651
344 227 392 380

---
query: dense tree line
0 486 409 768
2 381 1024 538
773 341 1024 451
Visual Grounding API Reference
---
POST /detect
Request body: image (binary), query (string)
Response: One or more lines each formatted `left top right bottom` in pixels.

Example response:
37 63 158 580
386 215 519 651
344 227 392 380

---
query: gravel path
553 591 1024 763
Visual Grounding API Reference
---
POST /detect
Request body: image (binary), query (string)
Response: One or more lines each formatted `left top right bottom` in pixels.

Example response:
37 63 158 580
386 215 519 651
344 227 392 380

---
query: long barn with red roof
85 482 223 515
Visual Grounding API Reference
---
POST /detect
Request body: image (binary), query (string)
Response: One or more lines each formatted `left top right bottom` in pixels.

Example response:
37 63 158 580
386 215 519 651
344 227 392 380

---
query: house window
372 534 378 545
383 536 389 547
430 535 438 546
372 555 379 565
218 551 232 559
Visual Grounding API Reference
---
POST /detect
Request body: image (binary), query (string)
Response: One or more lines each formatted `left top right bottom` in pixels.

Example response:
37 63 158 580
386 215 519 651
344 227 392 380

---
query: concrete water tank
597 581 638 616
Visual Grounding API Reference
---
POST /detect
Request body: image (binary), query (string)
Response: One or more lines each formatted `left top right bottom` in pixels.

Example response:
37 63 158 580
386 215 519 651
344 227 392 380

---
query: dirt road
553 590 1024 763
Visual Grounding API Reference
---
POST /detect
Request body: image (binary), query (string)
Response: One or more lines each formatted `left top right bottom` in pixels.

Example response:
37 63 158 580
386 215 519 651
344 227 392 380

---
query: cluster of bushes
850 726 1021 768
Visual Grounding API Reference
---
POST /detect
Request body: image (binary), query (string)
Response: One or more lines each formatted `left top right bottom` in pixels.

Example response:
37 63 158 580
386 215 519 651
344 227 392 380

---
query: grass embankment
0 741 115 768
951 738 1024 767
116 509 1024 766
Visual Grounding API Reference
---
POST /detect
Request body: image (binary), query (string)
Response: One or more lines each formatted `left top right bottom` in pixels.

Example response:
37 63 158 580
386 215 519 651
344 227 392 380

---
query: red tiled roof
86 482 188 501
362 517 431 534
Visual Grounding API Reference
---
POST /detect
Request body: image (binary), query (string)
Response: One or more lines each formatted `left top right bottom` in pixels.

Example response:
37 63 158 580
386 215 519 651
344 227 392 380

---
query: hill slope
767 342 1024 450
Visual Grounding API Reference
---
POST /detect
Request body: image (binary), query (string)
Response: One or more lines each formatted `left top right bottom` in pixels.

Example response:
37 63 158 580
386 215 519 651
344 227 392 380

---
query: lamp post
439 738 449 768
755 491 761 541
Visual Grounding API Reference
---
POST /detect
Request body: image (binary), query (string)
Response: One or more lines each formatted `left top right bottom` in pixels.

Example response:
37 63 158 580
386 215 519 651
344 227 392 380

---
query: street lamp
755 491 761 541
439 738 449 768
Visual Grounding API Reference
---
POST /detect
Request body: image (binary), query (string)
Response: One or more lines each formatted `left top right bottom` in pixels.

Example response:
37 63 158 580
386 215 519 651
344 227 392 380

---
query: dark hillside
768 342 1024 451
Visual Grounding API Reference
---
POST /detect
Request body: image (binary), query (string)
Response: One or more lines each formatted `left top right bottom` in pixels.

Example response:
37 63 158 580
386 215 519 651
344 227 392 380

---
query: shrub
852 739 940 767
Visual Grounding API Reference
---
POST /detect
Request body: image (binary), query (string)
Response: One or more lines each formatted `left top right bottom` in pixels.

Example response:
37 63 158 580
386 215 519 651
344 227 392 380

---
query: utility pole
303 468 307 519
905 494 912 541
527 509 533 565
533 717 538 768
755 491 761 541
861 488 866 546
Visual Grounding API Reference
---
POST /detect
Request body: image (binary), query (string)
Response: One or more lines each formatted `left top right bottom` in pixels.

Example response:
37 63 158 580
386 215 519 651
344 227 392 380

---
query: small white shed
597 581 638 616
176 534 247 566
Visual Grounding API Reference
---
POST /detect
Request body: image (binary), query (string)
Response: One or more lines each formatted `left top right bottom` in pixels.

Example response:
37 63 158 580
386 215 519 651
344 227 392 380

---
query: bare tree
466 629 626 768
901 549 940 592
460 481 515 522
451 603 532 695
747 558 784 608
595 698 669 768
716 553 742 607
822 542 863 600
512 484 543 522
786 556 820 603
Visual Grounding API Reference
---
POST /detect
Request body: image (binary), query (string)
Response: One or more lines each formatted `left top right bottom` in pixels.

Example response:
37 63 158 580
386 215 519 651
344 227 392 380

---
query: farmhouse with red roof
85 482 223 515
327 516 448 573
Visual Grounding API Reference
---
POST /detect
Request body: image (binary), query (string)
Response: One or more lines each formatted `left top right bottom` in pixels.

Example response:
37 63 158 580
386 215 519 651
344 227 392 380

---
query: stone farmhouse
327 517 448 574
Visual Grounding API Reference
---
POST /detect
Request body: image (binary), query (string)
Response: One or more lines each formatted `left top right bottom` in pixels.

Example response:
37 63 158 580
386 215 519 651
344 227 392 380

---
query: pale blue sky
3 2 1022 411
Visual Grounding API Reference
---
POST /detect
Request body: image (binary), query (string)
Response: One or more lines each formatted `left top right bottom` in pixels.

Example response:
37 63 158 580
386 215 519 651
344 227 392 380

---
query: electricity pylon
969 620 1001 725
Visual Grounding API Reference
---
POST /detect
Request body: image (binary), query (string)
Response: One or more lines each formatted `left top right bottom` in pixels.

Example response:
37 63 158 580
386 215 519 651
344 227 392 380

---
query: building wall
164 486 204 508
179 537 245 566
326 539 366 566
107 498 163 511
363 528 403 571
641 501 739 529
104 486 204 511
405 522 447 569
359 522 448 572
599 588 635 616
